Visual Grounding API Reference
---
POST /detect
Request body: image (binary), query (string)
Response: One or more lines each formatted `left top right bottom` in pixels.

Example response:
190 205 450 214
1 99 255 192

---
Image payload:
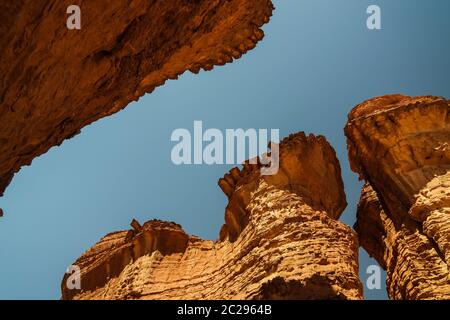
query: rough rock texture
0 0 274 198
62 133 363 300
346 95 450 299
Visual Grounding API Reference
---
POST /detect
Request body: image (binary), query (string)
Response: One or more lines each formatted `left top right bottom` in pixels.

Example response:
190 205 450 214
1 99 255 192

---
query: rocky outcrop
62 133 363 300
346 95 450 299
0 0 274 198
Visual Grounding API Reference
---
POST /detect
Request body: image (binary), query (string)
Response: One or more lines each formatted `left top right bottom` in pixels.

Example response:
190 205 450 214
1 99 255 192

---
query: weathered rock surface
62 133 363 300
0 0 274 198
346 95 450 299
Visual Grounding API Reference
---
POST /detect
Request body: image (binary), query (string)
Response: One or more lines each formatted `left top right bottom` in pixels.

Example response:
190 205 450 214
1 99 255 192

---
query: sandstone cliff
62 133 363 300
346 95 450 299
0 0 273 198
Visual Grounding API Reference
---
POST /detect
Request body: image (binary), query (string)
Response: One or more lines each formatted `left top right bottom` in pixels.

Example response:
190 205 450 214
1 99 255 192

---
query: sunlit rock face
62 133 363 300
346 95 450 299
0 0 274 198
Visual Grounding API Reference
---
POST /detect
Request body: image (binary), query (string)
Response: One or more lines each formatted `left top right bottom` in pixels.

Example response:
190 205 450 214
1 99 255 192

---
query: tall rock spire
61 132 362 300
346 95 450 299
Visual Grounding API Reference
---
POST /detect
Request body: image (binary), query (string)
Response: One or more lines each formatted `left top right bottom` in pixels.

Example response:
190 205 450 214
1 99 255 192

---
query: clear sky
1 0 449 300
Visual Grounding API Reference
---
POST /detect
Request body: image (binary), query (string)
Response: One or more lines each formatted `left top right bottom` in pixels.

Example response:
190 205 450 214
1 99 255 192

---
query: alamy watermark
65 4 382 31
367 5 382 30
366 265 382 290
170 121 279 176
66 5 81 30
65 264 81 290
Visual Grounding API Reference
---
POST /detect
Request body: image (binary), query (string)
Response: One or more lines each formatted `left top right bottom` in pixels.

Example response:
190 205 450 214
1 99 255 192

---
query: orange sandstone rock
0 0 274 198
346 95 450 299
61 133 363 300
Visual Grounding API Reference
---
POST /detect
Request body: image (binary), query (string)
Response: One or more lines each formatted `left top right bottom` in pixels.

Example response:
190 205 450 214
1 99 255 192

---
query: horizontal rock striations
62 133 363 300
0 0 274 198
346 95 450 299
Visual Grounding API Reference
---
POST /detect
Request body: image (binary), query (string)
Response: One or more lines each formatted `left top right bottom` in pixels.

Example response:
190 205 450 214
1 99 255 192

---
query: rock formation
4 1 450 301
346 95 450 299
61 133 363 300
0 0 274 198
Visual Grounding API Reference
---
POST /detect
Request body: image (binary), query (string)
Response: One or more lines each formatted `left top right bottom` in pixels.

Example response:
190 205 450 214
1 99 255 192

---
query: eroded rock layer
62 133 362 300
346 95 450 299
0 0 274 197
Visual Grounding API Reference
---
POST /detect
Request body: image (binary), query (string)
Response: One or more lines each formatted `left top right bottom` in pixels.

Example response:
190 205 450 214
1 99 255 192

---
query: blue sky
1 0 449 299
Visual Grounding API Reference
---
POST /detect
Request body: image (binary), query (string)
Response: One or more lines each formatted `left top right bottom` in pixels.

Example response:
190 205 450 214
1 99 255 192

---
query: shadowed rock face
61 133 363 300
346 95 450 299
0 0 274 198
